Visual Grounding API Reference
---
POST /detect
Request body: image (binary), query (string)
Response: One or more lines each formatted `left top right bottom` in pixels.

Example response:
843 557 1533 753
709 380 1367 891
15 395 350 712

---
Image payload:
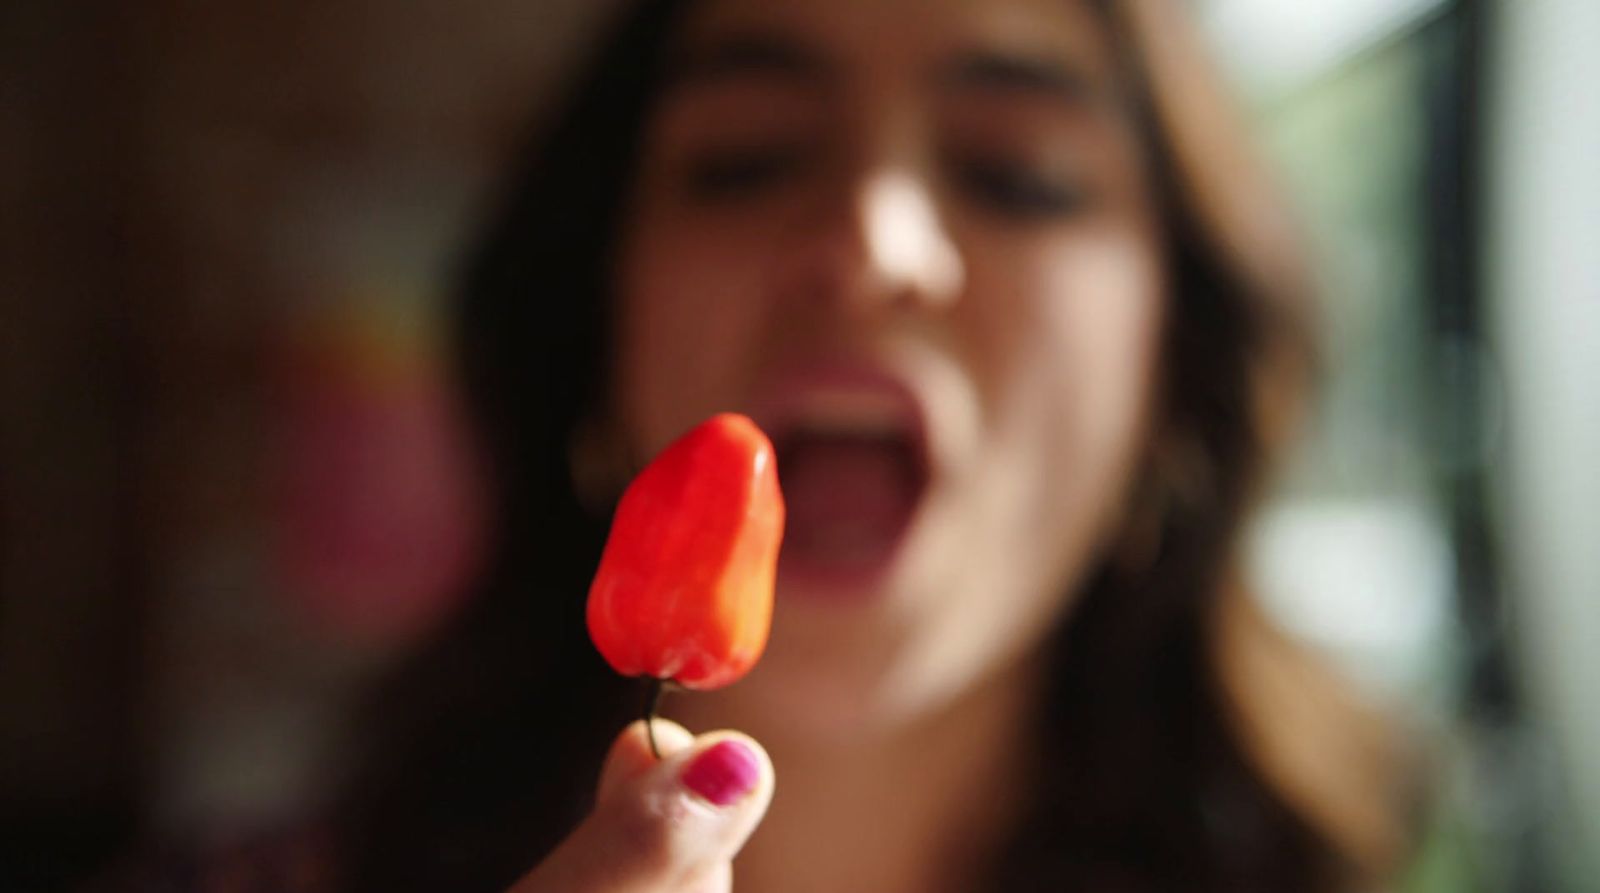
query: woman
345 0 1405 890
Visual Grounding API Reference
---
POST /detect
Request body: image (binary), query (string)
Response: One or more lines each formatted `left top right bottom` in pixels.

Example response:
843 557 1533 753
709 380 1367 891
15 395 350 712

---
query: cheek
965 225 1165 601
1029 233 1164 475
864 227 1164 730
613 222 773 455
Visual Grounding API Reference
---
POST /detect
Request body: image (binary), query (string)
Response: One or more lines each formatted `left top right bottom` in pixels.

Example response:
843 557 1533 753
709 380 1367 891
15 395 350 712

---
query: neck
678 655 1044 893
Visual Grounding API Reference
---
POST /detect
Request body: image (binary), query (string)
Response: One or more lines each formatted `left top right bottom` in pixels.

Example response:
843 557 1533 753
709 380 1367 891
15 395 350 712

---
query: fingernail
681 739 761 807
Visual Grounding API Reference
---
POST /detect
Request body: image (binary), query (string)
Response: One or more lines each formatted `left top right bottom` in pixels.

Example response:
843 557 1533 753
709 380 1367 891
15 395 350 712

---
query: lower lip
776 543 911 601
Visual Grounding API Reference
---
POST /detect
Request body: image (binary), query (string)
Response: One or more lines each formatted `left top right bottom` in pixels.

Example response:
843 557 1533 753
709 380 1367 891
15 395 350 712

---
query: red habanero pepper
587 413 785 706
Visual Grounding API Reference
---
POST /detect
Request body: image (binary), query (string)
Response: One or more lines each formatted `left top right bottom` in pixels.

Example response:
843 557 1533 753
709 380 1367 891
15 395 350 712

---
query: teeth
787 390 911 440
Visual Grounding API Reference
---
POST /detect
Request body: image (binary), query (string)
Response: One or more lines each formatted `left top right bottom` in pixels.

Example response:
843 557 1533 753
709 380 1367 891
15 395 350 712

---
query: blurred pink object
270 312 486 646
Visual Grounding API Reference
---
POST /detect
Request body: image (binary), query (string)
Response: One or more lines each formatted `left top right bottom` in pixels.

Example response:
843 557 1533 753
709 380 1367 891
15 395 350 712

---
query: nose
796 168 966 314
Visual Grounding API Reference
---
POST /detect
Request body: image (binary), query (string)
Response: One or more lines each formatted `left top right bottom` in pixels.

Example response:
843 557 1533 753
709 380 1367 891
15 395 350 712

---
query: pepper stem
643 677 666 760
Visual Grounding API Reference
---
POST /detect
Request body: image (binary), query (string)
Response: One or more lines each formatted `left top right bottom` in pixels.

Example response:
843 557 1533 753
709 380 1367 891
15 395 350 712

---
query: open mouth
755 369 931 591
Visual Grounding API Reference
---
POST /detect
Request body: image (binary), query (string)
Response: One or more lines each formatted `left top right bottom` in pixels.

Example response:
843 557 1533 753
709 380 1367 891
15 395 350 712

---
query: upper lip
746 360 932 481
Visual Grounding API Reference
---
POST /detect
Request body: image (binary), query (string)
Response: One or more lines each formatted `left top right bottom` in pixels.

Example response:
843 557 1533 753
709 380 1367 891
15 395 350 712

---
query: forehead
672 0 1117 84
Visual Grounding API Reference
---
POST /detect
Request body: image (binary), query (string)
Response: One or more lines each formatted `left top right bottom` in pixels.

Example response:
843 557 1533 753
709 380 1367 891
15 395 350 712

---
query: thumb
510 720 775 892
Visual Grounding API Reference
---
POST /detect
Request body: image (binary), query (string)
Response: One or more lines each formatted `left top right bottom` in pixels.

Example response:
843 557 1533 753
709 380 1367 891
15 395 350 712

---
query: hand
507 719 774 893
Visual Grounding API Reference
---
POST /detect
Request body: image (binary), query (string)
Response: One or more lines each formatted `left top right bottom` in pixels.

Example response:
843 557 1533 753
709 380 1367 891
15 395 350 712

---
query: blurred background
1 0 1594 890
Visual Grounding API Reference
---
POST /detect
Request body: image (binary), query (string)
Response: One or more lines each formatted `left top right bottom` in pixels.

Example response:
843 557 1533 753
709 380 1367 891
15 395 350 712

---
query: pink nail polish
681 740 761 807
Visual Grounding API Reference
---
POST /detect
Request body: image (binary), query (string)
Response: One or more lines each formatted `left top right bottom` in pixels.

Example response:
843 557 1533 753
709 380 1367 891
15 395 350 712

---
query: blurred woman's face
615 0 1164 737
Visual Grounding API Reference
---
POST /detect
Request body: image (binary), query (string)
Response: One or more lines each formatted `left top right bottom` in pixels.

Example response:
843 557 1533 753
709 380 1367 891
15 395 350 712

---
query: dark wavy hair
343 1 1402 890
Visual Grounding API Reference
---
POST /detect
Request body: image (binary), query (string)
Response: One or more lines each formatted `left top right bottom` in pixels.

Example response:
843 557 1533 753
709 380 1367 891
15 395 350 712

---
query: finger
508 729 774 893
597 719 695 804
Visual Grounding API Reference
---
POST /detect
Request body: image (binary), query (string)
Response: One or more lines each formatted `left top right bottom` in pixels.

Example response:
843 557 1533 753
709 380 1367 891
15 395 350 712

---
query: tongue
780 437 920 566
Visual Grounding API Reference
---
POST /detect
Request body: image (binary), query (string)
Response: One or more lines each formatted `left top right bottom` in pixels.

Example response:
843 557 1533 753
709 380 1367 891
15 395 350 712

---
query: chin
702 593 989 751
698 602 917 745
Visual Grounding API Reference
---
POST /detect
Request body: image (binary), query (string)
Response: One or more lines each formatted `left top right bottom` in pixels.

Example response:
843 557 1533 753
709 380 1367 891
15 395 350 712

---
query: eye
949 155 1090 219
680 145 810 202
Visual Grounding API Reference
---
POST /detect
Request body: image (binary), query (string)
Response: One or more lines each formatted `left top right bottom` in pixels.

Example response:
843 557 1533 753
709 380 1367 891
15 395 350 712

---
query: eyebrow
937 50 1100 106
665 30 832 90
